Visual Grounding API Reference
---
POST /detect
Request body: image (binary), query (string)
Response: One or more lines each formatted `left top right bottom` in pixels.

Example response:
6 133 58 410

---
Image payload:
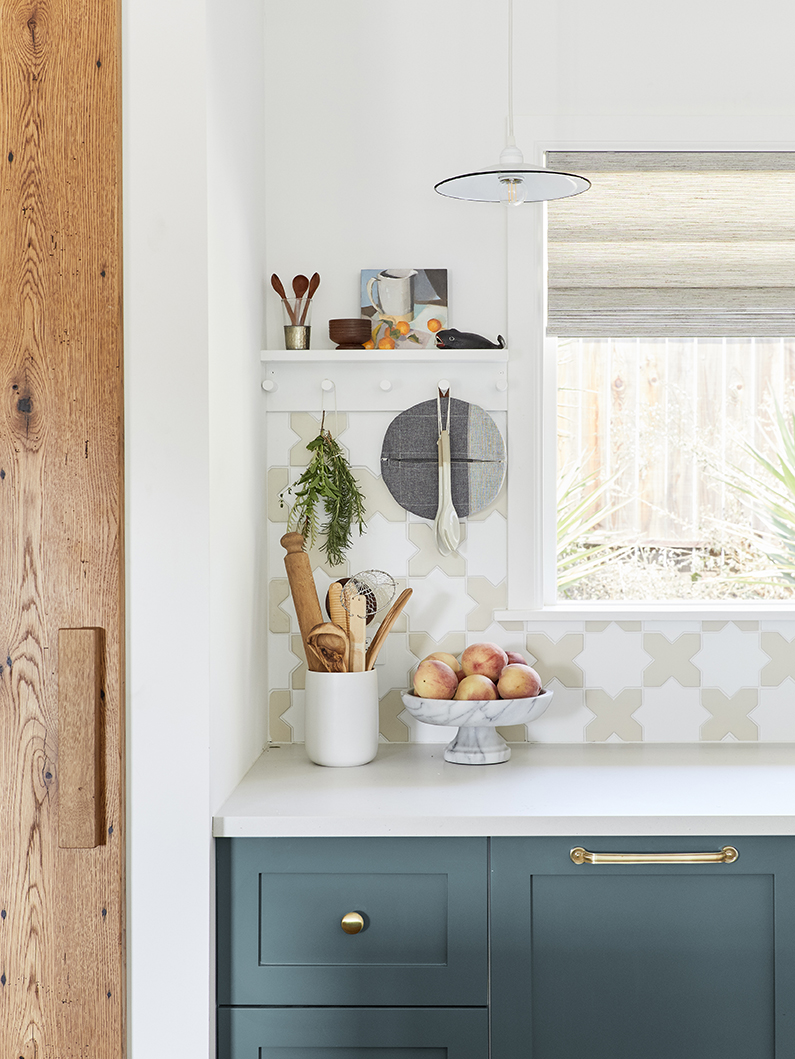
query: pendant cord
507 0 515 144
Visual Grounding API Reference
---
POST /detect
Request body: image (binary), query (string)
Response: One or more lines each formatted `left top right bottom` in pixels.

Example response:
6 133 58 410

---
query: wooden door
0 0 124 1055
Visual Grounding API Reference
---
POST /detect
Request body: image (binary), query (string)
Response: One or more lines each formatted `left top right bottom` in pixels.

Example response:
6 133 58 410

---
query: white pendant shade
434 165 590 203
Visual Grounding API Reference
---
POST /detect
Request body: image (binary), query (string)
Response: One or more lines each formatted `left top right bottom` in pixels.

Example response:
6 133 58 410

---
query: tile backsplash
267 411 795 744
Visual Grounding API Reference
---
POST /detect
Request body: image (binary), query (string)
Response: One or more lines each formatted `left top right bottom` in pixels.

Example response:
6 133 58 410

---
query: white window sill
495 602 795 622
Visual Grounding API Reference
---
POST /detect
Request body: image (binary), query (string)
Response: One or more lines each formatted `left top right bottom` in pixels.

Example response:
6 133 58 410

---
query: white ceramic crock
304 669 380 767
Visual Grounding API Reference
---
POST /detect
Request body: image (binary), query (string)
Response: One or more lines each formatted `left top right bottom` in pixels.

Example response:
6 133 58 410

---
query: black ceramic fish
435 328 506 350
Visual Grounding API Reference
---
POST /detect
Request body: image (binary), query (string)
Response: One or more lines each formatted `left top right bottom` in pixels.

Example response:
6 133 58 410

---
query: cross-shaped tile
269 578 291 634
269 689 293 743
701 689 758 741
585 689 642 741
408 632 467 663
289 411 349 466
526 633 584 688
353 465 407 522
379 689 410 742
466 577 507 632
643 632 700 687
268 466 290 522
761 631 795 686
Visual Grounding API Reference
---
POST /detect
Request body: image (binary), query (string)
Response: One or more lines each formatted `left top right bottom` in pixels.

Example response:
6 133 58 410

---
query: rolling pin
281 532 325 672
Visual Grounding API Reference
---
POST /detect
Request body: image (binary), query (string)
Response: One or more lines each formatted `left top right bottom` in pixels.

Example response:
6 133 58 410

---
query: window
546 152 795 603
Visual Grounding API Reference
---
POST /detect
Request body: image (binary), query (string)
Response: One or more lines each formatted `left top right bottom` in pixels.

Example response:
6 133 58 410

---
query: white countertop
212 742 795 838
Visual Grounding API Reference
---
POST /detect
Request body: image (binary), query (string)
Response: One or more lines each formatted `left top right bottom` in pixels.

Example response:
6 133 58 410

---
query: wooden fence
557 337 795 546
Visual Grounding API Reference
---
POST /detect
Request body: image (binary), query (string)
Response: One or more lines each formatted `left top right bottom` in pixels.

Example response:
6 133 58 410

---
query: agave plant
557 463 629 592
727 403 795 584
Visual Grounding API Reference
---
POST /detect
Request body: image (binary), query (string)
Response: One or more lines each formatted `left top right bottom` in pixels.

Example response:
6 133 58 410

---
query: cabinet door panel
217 1007 487 1059
217 837 487 1006
491 836 795 1059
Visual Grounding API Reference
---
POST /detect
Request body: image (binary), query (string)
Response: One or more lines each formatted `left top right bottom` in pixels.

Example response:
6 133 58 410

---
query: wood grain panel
58 628 103 849
0 0 124 1054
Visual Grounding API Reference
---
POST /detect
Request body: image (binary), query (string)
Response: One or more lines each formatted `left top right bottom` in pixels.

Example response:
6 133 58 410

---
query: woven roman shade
546 152 795 336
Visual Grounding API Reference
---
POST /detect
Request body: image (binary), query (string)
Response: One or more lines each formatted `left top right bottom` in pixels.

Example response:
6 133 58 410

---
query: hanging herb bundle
279 412 367 567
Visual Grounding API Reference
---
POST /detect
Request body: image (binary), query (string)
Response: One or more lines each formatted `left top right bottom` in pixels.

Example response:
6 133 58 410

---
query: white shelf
260 349 509 412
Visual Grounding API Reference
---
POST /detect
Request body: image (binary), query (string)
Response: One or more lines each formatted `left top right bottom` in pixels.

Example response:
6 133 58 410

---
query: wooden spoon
365 588 413 671
271 273 296 324
299 271 320 326
292 274 309 326
306 622 349 674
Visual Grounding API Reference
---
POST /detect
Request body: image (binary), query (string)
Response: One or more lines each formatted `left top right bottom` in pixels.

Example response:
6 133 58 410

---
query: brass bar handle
570 845 739 865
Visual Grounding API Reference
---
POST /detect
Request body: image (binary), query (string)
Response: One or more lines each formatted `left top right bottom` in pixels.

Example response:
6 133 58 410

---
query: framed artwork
361 268 448 350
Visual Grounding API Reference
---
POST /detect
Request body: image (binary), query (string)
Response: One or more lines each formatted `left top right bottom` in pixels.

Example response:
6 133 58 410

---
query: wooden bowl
329 318 372 349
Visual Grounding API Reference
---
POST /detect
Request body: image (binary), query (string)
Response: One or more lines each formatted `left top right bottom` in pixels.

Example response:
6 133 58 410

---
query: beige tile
643 632 700 688
408 632 467 663
618 621 642 632
585 621 611 632
499 621 524 632
290 634 307 690
497 724 528 743
467 577 507 632
733 620 759 632
761 631 795 686
269 578 291 634
701 688 758 741
703 621 727 632
585 689 643 741
354 466 408 523
526 634 584 688
408 522 467 577
289 412 349 467
379 689 410 742
269 690 293 742
268 467 290 523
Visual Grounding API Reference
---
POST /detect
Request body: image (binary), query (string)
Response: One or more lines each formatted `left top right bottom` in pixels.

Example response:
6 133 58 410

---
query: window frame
496 115 795 620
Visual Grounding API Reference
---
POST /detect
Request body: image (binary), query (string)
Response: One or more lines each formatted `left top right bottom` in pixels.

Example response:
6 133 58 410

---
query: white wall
124 0 212 1055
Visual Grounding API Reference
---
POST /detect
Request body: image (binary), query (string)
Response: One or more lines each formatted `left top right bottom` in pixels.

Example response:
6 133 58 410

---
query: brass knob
341 912 365 935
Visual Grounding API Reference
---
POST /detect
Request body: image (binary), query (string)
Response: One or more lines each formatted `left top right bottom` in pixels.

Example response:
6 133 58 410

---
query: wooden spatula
348 592 367 673
365 588 413 670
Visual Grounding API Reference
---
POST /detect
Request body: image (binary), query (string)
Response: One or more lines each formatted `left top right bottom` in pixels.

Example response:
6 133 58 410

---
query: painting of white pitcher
360 268 448 351
366 268 418 323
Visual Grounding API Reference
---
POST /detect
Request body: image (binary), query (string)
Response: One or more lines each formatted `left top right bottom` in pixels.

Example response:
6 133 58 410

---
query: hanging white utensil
433 388 460 556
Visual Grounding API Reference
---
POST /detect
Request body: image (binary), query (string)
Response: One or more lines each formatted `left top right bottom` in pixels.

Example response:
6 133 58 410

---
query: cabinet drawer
490 835 795 1059
217 1007 488 1059
216 837 487 1006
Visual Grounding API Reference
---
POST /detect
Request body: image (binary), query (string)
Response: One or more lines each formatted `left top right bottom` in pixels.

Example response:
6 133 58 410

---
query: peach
461 641 509 682
413 659 458 700
506 651 528 666
423 651 461 674
497 663 542 699
455 674 499 701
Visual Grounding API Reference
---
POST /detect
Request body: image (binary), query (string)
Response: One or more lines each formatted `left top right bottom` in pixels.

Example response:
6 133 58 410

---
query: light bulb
499 175 526 206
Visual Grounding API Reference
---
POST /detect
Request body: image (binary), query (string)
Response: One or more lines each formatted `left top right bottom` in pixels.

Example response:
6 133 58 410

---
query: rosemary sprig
279 413 367 567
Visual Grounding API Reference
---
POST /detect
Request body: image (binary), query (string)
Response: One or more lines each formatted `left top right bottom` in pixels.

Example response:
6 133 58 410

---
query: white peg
496 378 508 392
380 379 392 391
261 379 277 392
321 379 334 392
438 378 451 393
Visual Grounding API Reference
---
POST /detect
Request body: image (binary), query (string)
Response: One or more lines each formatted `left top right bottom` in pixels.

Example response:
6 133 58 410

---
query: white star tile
466 620 525 656
343 411 398 476
761 620 795 637
632 680 711 742
283 689 305 743
268 631 302 689
573 623 652 697
370 632 417 697
344 512 416 578
459 511 507 585
407 568 477 643
692 624 769 696
265 410 293 457
750 679 795 740
524 680 593 742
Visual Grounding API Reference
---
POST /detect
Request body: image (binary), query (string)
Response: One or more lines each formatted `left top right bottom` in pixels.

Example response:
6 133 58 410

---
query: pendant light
434 0 590 205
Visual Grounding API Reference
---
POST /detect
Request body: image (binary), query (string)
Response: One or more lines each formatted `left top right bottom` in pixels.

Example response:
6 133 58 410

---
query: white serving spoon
433 388 460 556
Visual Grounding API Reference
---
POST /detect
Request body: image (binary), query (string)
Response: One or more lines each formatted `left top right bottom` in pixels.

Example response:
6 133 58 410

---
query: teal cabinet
491 836 795 1059
217 834 795 1059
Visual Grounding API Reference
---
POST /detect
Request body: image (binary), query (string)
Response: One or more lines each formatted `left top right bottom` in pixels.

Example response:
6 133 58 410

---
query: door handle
570 845 739 865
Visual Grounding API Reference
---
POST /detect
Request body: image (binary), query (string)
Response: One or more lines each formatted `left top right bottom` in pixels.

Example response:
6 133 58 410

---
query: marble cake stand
400 688 553 765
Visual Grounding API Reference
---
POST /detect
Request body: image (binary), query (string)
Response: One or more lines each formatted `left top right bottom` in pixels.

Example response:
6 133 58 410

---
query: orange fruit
378 337 396 350
363 339 374 349
396 320 410 336
427 318 442 333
